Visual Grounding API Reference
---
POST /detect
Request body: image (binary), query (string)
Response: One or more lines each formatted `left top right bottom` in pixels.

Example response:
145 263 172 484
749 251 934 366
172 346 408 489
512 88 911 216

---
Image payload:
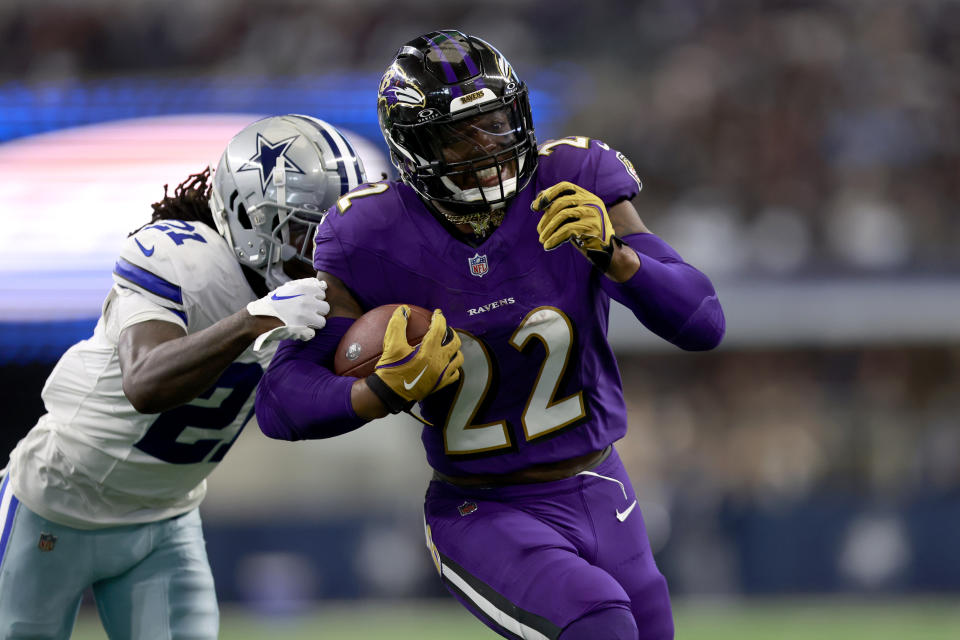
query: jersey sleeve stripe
113 257 184 305
166 307 188 324
114 284 189 325
0 475 20 563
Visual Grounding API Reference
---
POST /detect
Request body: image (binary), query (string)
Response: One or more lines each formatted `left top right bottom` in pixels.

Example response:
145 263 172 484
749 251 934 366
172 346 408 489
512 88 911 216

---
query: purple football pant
423 447 674 640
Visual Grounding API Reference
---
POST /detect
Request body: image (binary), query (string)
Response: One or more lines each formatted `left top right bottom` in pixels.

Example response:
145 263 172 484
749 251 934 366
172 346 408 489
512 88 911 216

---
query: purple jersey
314 137 643 477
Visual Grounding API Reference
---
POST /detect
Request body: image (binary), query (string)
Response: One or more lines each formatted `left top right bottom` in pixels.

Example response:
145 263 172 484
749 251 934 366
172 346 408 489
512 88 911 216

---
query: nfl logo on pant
458 501 478 516
37 532 57 552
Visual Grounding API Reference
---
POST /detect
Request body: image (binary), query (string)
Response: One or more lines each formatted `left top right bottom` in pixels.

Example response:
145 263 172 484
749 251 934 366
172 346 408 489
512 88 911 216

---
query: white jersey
7 220 275 529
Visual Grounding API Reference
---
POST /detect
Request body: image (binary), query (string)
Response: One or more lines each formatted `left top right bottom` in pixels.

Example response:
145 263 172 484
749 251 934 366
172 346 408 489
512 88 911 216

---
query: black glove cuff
365 373 415 414
585 235 624 272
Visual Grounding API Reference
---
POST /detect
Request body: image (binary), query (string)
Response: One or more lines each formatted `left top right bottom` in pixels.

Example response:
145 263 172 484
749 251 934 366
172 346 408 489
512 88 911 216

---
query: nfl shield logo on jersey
468 253 489 277
37 532 57 552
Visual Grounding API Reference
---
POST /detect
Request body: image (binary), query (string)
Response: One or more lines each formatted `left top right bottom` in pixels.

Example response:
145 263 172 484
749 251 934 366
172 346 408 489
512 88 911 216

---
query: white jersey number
133 361 262 464
442 307 585 455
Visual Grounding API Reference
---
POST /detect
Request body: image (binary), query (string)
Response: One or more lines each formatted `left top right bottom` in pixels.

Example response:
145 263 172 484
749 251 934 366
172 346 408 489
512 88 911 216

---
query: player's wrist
581 234 621 272
365 373 415 414
350 378 392 420
602 237 640 282
245 311 284 337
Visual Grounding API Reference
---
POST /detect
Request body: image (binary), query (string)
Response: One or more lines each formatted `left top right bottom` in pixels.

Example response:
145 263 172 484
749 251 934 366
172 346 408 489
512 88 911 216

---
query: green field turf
71 597 960 639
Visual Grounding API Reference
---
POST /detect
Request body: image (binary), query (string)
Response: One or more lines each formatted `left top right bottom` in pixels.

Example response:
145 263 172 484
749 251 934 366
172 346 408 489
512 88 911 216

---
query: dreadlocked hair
129 167 215 236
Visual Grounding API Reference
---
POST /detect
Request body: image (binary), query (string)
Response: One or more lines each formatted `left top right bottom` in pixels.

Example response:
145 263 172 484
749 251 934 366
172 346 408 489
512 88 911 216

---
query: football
333 304 434 378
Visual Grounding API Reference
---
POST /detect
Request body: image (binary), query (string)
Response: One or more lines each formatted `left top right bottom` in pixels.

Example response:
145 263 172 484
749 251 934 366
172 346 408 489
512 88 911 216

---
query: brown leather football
333 304 434 378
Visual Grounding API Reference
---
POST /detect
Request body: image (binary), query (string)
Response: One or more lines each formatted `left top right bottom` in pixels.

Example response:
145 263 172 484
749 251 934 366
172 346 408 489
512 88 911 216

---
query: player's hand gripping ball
532 181 618 270
335 304 433 378
335 305 463 414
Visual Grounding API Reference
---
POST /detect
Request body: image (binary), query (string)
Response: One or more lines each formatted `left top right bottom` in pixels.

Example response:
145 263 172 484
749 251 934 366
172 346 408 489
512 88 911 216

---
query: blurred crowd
618 346 960 505
2 0 958 276
615 344 960 593
607 1 960 277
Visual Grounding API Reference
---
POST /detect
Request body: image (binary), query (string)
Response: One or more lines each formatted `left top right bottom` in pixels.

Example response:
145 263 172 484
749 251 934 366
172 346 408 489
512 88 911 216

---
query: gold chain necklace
442 209 505 236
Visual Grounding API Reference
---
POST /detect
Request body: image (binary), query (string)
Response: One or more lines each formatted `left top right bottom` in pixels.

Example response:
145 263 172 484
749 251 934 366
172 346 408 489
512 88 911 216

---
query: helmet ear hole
236 203 253 230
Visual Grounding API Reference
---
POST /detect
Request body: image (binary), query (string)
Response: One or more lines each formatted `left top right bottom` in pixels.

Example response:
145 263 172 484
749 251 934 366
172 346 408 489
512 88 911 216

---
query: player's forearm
255 317 371 439
603 240 642 282
601 233 725 351
256 358 367 440
350 381 392 420
603 199 647 283
124 310 280 413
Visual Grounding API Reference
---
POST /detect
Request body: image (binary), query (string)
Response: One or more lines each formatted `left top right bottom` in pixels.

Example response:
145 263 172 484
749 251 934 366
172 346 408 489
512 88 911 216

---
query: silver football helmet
209 114 367 288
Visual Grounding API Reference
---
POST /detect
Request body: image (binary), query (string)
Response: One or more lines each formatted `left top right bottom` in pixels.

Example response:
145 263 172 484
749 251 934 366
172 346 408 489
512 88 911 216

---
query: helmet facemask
377 31 538 235
391 96 535 234
210 171 327 289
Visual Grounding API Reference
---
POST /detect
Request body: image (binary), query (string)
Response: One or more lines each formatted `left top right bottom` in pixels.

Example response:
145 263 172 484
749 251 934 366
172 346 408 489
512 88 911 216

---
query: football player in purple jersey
255 31 725 640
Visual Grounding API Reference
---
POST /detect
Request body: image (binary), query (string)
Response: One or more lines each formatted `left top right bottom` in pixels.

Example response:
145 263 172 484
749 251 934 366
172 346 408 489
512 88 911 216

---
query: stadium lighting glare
0 114 388 322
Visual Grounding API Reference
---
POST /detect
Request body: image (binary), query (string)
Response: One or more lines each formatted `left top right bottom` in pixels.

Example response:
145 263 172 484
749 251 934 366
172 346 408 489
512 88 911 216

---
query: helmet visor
433 103 524 193
397 96 533 210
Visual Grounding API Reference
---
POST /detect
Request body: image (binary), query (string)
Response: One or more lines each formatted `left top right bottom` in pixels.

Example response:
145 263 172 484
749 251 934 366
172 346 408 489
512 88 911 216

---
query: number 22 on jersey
441 306 585 455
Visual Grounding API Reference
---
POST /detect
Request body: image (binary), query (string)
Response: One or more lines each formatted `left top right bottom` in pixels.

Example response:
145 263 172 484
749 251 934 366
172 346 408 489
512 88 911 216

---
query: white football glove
247 278 330 351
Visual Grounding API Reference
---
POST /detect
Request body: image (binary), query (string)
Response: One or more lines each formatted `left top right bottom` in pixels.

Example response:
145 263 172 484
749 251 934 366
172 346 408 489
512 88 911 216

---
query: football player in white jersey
0 114 367 639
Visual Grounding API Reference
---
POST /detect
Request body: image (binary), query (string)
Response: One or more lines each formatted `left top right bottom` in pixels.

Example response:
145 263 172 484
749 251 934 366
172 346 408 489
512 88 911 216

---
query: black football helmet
377 30 537 220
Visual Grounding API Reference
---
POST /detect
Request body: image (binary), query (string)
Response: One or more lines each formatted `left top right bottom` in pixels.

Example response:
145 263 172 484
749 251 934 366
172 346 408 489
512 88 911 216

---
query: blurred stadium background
2 0 960 637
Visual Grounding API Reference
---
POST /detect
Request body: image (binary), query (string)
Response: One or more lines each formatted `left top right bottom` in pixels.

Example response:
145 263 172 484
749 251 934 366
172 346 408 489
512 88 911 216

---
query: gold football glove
366 306 463 414
532 181 620 270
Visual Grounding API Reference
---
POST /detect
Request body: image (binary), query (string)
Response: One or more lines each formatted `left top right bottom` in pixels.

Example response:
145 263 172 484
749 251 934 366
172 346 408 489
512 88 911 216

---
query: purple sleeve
601 233 725 351
593 145 642 206
537 139 642 206
255 317 368 440
313 220 355 287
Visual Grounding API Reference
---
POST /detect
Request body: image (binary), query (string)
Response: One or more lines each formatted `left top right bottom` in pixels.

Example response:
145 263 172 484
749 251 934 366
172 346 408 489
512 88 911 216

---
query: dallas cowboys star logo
237 134 305 195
